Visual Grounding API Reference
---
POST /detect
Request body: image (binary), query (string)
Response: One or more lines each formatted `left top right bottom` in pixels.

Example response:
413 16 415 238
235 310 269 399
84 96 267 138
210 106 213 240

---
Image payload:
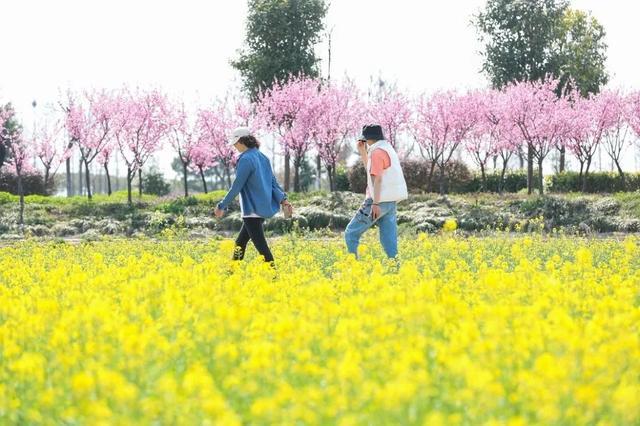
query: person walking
344 124 408 259
214 127 293 263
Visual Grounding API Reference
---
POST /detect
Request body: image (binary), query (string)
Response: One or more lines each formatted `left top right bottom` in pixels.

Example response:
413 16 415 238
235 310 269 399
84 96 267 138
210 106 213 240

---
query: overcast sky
1 0 640 176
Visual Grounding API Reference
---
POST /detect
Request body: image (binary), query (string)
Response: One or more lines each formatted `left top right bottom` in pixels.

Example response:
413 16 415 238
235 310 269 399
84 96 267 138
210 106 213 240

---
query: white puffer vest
366 140 408 202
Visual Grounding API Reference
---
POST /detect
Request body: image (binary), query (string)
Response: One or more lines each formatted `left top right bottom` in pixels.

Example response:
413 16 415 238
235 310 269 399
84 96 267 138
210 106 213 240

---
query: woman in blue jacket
214 127 293 263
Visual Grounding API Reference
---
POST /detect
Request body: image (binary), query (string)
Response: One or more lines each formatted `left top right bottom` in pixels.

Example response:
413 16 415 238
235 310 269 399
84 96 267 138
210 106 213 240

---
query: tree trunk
127 167 133 206
138 168 143 197
43 167 51 196
225 166 232 187
438 164 446 195
316 154 322 190
183 163 189 197
527 143 534 195
559 146 566 173
293 157 301 192
499 158 508 194
84 159 92 200
104 163 112 196
327 164 335 192
537 158 544 195
614 160 626 188
66 157 72 197
17 171 24 227
199 166 208 194
480 162 487 191
284 152 291 192
518 150 525 170
426 161 437 193
582 157 592 192
78 157 83 196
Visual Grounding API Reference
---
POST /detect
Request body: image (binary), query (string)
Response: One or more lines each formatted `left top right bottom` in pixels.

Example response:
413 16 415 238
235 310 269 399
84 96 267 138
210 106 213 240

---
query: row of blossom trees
3 77 640 206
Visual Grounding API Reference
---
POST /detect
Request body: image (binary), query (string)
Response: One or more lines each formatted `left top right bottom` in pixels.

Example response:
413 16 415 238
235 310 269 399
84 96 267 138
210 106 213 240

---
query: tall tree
474 0 569 88
232 0 328 101
65 90 117 200
257 76 320 192
504 79 572 195
114 88 169 205
314 80 362 191
1 106 28 226
32 117 69 194
0 104 20 172
474 0 608 180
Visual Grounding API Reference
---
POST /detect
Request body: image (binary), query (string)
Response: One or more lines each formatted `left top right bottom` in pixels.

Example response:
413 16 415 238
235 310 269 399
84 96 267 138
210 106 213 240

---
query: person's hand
214 207 225 218
282 200 293 218
371 204 381 221
357 140 367 156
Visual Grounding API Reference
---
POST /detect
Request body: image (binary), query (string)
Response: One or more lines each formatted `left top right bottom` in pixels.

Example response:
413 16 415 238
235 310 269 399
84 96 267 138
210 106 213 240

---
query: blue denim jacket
217 148 286 218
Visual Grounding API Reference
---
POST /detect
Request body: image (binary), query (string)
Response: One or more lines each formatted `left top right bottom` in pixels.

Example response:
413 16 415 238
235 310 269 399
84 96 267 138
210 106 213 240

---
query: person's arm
372 174 383 205
216 157 252 212
358 140 368 169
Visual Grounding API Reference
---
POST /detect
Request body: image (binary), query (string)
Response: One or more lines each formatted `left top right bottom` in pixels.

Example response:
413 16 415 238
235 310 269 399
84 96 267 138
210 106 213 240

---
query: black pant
233 218 274 262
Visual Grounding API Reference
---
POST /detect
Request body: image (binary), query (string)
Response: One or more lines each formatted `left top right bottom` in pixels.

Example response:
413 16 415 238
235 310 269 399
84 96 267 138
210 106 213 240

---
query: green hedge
347 160 474 194
549 172 640 193
463 171 534 193
0 171 54 196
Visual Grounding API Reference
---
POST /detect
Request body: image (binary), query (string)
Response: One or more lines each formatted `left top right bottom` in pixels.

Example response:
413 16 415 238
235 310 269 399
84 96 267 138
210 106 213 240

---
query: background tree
601 91 632 185
475 0 608 179
114 88 169 205
66 90 117 200
411 91 477 194
232 0 328 101
1 108 29 225
505 79 572 195
257 77 320 192
0 104 21 172
32 117 68 194
168 102 199 197
197 101 237 189
368 87 411 153
314 81 362 191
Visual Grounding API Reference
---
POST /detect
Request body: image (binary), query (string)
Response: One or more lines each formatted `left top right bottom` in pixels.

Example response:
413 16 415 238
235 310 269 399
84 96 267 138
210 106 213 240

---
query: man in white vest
345 124 408 259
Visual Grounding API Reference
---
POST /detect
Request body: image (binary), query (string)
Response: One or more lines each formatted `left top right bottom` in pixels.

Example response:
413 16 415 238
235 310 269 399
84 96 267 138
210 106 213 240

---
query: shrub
347 159 472 194
0 170 54 195
549 171 640 193
143 170 171 196
335 165 350 191
463 171 530 193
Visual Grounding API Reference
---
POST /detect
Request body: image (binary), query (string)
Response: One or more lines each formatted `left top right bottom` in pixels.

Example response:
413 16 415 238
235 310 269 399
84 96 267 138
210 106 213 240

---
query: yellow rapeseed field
0 234 639 425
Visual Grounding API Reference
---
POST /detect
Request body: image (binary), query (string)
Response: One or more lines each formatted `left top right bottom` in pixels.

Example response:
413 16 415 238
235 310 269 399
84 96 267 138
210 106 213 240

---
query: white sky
1 0 640 177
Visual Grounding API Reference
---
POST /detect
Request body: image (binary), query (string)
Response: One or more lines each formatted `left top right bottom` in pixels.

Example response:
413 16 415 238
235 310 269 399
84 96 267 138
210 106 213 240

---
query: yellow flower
443 218 458 232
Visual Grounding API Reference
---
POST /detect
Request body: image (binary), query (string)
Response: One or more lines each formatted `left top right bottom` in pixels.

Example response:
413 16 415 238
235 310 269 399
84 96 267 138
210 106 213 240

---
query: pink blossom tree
410 90 478 193
65 89 118 199
257 76 320 192
114 87 170 205
464 90 503 189
167 101 201 197
598 90 633 185
565 92 614 191
32 117 69 194
1 107 29 225
368 87 411 153
196 100 237 190
313 80 362 191
504 79 572 194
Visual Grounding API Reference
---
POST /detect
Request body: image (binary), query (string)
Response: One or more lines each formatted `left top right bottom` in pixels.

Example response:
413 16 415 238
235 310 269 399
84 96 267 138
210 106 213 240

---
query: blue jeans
345 198 398 258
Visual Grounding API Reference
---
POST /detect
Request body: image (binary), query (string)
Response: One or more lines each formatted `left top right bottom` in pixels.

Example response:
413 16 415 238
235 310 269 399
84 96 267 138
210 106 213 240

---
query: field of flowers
1 234 639 425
